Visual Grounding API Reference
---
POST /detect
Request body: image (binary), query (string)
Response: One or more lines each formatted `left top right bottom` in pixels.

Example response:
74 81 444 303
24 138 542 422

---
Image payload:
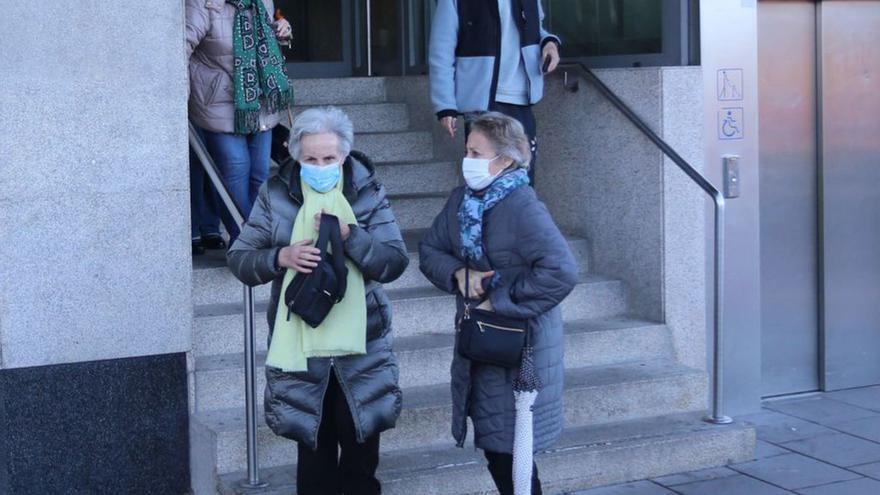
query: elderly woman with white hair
419 112 578 495
227 106 407 494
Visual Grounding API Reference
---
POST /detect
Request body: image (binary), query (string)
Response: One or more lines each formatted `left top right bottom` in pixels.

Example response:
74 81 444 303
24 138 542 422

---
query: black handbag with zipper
283 214 348 328
456 264 528 368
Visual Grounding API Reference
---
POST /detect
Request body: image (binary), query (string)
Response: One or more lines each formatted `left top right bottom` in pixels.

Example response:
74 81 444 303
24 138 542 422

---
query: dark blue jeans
199 128 272 240
189 142 221 241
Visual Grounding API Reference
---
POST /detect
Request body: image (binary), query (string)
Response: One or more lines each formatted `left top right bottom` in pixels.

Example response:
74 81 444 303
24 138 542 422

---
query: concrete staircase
189 77 754 495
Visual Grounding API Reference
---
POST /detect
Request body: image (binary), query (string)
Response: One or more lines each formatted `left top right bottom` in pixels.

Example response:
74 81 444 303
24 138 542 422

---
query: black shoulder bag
283 214 348 328
456 264 528 368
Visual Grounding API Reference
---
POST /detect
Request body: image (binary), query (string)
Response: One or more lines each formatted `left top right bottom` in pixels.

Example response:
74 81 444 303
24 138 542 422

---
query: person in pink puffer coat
186 0 292 244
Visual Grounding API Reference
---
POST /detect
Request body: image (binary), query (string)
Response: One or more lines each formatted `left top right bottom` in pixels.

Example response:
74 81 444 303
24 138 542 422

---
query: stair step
376 161 460 196
291 103 410 133
356 132 434 164
292 77 387 106
388 193 449 231
212 412 754 495
190 360 709 475
191 233 590 314
193 275 628 362
193 319 673 411
192 237 593 358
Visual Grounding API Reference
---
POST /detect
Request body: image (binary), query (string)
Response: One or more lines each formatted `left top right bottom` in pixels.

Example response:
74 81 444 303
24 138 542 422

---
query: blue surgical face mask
300 162 342 193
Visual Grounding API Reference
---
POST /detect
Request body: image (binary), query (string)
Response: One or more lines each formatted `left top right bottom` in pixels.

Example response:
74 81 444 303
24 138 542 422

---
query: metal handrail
366 0 373 76
189 123 269 489
559 63 733 425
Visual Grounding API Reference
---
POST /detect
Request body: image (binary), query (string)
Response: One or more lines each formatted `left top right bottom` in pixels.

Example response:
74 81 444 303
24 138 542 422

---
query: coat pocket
454 56 495 113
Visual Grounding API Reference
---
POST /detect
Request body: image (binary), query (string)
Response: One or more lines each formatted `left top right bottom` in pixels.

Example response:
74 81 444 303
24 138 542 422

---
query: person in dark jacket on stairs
419 112 578 495
429 0 561 185
227 107 408 495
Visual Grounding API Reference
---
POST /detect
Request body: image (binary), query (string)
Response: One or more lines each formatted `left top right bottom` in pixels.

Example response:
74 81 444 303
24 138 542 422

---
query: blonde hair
469 112 532 170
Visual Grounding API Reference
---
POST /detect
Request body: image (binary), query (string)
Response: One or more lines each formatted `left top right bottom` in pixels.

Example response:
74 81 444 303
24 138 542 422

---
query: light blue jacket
429 0 561 118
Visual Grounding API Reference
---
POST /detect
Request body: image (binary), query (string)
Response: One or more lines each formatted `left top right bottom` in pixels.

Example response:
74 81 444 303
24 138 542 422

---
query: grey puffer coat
185 0 283 134
419 185 578 454
227 152 408 449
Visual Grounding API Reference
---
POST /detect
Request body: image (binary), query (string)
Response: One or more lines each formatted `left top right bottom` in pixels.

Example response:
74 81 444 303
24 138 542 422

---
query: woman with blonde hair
420 112 578 495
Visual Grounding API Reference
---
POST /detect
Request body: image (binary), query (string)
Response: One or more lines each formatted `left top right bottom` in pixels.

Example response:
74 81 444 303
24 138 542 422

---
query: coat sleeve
185 0 210 59
489 200 578 319
343 182 409 284
419 194 466 294
538 0 562 48
227 183 285 287
429 0 459 119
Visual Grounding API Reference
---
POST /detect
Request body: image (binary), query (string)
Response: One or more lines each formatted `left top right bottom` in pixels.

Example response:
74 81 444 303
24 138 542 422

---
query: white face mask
462 155 501 191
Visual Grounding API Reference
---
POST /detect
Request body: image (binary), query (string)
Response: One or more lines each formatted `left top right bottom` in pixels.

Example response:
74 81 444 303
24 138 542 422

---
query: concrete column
0 2 192 369
0 2 192 492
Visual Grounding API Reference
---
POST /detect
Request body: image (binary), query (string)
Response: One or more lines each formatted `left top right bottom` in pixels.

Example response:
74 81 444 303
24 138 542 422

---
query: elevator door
758 1 820 396
819 1 880 390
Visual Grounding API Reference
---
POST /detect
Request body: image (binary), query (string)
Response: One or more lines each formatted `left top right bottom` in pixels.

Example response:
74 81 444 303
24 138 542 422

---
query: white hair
288 106 354 160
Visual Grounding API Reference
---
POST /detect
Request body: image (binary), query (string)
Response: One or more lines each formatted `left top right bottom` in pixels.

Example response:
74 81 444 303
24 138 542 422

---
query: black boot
192 239 206 256
202 234 227 250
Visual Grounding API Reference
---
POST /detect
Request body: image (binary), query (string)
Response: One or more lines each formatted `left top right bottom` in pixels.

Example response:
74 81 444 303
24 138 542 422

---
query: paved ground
568 385 880 495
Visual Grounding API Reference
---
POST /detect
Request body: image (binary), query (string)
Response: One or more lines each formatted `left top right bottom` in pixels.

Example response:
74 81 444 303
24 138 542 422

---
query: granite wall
0 0 192 371
536 67 708 370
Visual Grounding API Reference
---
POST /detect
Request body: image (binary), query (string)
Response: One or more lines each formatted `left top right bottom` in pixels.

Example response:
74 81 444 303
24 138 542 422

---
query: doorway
276 0 353 78
275 0 434 78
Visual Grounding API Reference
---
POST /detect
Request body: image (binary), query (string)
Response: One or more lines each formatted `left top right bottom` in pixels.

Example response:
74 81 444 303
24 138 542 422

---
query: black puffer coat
227 151 407 448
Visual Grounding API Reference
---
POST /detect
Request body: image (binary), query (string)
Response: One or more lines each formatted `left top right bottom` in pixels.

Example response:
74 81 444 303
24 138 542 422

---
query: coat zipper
476 321 525 333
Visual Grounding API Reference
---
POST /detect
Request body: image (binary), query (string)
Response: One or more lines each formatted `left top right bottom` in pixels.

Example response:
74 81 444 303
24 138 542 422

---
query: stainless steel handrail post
708 196 732 424
189 123 270 489
366 0 373 76
560 64 733 425
242 285 268 487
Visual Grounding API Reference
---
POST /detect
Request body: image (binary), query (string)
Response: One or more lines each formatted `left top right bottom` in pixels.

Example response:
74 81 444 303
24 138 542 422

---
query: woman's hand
278 239 320 273
476 299 494 311
542 41 560 74
313 209 351 241
454 268 495 299
274 18 292 41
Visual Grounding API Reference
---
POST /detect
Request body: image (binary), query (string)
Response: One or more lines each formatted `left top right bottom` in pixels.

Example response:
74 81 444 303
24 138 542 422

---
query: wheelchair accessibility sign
718 108 744 140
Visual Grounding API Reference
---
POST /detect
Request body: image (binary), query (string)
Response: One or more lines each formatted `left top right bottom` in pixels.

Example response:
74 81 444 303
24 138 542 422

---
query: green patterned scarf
227 0 293 134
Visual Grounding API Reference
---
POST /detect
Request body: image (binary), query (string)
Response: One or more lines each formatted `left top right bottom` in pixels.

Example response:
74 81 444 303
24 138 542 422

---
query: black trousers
296 371 381 495
465 101 539 185
484 451 543 495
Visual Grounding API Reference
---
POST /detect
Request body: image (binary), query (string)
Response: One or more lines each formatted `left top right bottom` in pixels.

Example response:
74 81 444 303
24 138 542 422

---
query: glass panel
369 0 403 76
543 0 663 58
276 0 344 62
407 0 437 73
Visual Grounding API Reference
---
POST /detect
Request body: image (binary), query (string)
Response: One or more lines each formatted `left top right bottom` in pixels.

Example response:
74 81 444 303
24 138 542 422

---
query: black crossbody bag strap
323 214 348 301
313 214 334 258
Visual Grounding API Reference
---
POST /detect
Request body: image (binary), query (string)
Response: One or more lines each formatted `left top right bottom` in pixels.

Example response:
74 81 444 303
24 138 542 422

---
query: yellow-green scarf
267 177 367 372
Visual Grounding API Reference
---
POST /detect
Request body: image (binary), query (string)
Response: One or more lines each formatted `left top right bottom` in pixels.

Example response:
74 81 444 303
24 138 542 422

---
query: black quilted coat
227 152 407 449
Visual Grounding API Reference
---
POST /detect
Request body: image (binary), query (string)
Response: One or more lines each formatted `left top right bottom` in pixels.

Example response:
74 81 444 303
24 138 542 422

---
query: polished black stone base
0 353 190 494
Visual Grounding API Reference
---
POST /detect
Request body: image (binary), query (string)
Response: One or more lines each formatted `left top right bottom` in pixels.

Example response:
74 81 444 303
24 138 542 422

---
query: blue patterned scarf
458 169 531 263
